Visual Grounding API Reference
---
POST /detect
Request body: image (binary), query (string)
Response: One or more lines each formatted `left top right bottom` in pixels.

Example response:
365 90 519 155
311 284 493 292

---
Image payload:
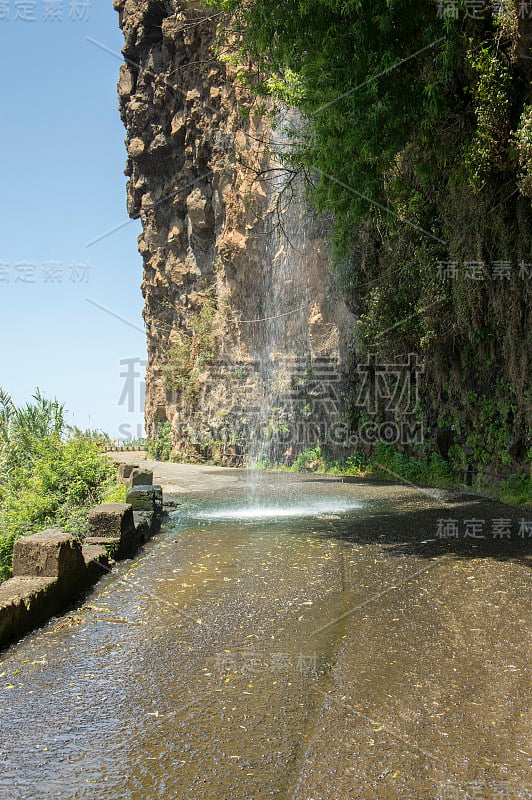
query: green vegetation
147 420 173 461
207 0 531 476
162 298 219 403
288 445 531 508
102 482 127 504
0 389 118 582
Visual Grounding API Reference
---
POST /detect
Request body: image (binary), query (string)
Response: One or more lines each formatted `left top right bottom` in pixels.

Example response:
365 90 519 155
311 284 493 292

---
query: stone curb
0 470 165 651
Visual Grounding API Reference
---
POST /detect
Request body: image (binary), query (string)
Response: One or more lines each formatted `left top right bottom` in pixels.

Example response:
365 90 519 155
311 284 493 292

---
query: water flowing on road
1 463 530 800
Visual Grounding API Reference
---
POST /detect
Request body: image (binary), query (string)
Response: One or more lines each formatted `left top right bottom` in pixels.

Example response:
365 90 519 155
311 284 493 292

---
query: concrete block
88 503 135 539
82 544 110 583
0 576 59 649
83 536 120 549
12 530 86 580
133 511 154 541
127 486 155 511
129 469 153 488
118 462 139 482
152 485 163 513
88 503 138 558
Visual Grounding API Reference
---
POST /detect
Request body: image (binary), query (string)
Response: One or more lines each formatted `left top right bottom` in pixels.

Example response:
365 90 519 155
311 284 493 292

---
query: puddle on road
190 496 363 522
188 496 364 523
0 490 365 800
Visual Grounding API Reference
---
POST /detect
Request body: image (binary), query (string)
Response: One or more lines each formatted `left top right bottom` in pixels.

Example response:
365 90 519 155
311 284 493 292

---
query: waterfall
243 108 346 469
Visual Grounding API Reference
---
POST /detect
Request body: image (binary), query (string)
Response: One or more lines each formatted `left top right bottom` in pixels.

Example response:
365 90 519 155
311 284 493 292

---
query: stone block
0 576 59 649
133 511 154 541
83 536 120 549
82 544 109 583
118 462 139 481
12 530 86 580
127 485 155 511
152 485 163 513
88 503 135 539
129 469 153 487
128 485 164 539
88 503 138 558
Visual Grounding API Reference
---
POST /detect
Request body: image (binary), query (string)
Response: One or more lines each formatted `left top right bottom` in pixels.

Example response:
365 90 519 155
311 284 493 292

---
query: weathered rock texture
13 530 85 580
87 502 139 557
116 0 356 463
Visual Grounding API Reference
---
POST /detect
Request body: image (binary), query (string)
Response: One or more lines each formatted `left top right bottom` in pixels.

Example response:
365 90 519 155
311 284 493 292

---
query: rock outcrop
116 0 356 464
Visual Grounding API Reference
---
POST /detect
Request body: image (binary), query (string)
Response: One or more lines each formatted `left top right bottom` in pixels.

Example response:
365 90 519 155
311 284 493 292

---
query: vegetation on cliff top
0 389 118 582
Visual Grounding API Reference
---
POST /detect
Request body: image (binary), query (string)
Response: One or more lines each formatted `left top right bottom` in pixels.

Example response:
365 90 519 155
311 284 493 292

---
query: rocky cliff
115 0 355 463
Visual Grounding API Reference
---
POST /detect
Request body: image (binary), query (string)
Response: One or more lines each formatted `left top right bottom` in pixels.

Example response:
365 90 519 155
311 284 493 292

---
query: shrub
147 420 173 461
0 389 116 582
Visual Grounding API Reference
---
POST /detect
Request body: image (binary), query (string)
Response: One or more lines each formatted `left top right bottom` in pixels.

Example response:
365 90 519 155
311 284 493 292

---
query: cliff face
116 0 355 463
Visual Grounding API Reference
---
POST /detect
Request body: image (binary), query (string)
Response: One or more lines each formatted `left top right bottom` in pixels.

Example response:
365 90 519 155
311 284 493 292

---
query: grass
287 445 531 509
102 483 128 504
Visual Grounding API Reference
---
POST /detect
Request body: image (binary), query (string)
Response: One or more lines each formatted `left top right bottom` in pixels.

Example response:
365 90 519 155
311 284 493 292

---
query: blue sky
0 1 146 440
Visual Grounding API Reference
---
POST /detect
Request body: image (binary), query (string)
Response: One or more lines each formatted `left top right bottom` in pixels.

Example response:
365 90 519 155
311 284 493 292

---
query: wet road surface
0 463 530 800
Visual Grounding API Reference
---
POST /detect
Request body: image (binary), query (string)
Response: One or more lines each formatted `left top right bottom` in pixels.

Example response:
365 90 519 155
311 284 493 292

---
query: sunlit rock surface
116 0 356 463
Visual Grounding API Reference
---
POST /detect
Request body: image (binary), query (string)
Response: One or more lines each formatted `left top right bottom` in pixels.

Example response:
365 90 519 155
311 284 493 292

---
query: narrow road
0 459 530 799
